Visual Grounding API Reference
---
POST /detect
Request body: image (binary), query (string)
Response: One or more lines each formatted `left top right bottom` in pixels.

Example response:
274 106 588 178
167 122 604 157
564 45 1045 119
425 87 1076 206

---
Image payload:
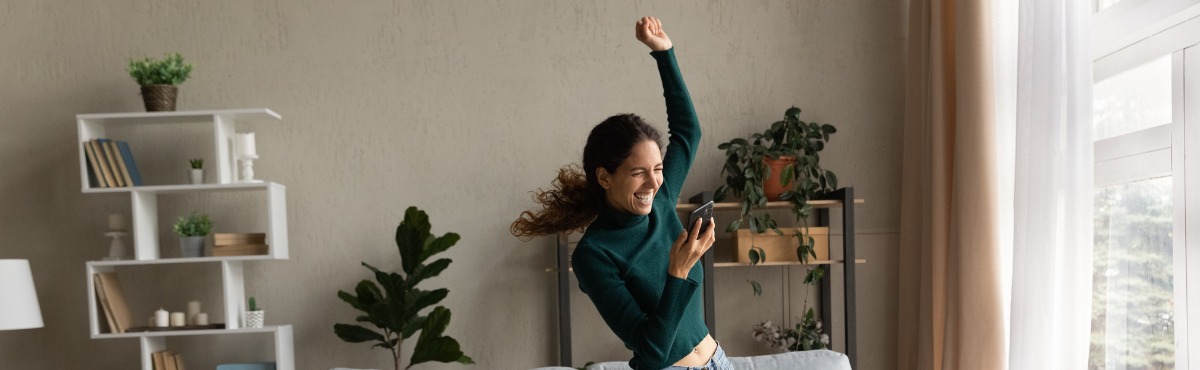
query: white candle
237 133 257 157
187 300 201 323
154 308 169 327
170 312 186 327
195 312 208 326
108 213 125 231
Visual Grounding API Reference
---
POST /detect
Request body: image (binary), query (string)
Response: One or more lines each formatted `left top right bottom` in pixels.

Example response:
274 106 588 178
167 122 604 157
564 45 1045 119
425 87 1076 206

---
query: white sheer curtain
1008 0 1094 369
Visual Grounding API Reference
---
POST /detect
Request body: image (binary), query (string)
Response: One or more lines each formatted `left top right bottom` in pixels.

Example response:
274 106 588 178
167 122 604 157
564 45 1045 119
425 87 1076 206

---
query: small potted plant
189 158 204 184
715 106 839 292
127 53 193 112
172 211 212 258
245 297 264 328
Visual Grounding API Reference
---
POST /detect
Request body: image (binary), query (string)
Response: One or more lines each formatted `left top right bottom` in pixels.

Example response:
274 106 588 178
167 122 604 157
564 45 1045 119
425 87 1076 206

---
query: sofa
532 349 852 370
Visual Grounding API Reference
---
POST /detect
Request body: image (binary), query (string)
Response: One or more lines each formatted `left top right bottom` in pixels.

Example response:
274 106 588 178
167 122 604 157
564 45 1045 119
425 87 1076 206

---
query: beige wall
0 1 904 369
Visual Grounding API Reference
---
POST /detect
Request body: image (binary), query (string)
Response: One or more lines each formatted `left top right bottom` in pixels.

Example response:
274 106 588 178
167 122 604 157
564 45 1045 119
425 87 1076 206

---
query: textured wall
0 1 903 369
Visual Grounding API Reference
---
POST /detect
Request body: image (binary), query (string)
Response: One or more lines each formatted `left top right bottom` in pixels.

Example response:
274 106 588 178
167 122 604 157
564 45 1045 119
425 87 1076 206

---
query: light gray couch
532 349 852 370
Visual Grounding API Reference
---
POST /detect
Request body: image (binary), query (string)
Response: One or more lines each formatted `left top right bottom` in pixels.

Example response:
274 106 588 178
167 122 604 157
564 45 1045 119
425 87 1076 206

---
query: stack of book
83 138 144 188
213 233 269 256
153 350 187 370
93 272 134 333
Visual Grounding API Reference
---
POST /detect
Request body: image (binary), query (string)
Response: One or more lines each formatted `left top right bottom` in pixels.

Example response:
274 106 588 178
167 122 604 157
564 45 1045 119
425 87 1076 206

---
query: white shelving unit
78 109 294 370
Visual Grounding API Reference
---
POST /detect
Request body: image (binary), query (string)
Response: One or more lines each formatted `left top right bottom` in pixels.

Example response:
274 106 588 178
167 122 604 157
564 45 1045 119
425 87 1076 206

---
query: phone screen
687 201 714 233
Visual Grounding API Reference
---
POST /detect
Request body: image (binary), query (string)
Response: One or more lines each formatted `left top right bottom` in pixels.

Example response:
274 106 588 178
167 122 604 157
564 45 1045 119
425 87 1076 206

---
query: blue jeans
661 343 732 370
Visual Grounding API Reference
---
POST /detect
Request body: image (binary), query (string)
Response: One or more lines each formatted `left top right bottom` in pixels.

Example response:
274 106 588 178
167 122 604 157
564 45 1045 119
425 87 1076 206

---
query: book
173 353 186 370
95 272 134 333
212 244 269 256
101 139 127 187
164 351 178 370
152 350 167 370
116 141 144 186
93 274 117 333
111 140 134 187
214 233 267 245
83 141 105 187
90 140 117 188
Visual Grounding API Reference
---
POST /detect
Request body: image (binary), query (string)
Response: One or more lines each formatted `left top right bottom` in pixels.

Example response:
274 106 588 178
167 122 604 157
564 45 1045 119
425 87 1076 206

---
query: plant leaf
715 185 729 202
750 280 763 296
725 219 742 233
748 247 761 265
409 306 473 368
334 323 387 344
804 267 825 285
826 171 838 190
396 207 432 274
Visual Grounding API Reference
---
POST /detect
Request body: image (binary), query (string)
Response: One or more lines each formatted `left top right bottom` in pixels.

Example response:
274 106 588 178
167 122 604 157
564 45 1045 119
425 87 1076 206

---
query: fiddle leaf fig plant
334 207 473 370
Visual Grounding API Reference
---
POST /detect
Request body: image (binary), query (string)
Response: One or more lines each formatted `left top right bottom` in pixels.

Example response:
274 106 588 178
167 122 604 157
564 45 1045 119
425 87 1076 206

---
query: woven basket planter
140 84 178 111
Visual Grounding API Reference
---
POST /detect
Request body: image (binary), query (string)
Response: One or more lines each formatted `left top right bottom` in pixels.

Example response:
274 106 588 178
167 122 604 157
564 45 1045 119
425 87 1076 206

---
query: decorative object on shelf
245 297 264 328
104 213 129 260
187 300 201 324
236 132 262 183
189 158 205 184
127 53 192 112
195 312 209 326
170 312 186 327
172 211 212 258
155 307 169 327
213 233 269 256
335 206 474 370
0 259 44 331
714 106 839 295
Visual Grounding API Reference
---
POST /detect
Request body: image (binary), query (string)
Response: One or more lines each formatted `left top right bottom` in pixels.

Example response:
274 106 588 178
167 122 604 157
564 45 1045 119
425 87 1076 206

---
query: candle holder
103 231 129 260
238 154 262 183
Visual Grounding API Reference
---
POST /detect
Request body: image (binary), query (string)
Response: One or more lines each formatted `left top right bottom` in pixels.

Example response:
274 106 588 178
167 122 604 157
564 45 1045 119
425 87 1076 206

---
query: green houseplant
715 106 838 280
716 106 838 348
127 52 193 112
189 158 204 185
335 207 473 370
172 211 212 257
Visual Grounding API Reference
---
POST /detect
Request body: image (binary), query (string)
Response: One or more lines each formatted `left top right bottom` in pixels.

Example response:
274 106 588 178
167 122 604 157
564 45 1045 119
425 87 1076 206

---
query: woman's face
598 140 664 215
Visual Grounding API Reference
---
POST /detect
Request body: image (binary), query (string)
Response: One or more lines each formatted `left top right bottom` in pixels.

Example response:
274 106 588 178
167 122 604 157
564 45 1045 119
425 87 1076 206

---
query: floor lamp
0 259 44 331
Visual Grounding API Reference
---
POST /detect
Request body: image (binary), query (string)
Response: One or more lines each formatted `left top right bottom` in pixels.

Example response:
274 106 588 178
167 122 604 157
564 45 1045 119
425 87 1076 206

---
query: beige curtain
896 0 1006 369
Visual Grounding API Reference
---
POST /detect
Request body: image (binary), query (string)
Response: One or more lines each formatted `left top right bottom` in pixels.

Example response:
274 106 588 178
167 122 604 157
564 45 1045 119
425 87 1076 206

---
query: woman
511 17 729 370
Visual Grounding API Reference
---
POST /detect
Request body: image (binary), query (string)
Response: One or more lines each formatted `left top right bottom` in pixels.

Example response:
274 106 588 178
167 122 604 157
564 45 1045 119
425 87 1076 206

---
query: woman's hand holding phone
669 216 715 279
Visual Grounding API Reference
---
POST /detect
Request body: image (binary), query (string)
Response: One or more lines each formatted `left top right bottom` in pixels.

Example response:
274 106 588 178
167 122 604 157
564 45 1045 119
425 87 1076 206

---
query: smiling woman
510 16 727 370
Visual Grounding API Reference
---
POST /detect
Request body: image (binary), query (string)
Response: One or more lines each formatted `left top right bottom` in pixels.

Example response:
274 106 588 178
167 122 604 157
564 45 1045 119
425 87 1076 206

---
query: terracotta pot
762 156 797 201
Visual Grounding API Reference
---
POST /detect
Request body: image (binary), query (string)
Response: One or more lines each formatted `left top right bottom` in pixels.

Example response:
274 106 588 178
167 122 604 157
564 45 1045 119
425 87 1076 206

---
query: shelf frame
552 187 861 368
79 108 293 370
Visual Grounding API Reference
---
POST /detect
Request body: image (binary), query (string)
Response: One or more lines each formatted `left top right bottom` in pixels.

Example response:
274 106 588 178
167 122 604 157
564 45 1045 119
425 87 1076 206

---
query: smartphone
686 201 714 234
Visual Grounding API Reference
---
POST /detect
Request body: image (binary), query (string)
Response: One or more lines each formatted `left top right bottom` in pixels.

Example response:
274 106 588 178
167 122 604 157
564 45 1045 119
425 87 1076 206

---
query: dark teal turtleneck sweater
571 48 705 370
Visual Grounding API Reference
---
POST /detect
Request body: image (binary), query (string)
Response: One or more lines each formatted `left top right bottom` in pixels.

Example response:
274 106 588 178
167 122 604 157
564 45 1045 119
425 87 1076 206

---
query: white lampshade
0 259 44 330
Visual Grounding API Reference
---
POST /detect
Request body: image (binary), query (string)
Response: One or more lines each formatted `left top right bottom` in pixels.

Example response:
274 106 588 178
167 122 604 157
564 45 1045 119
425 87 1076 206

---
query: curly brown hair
511 114 662 239
510 165 597 240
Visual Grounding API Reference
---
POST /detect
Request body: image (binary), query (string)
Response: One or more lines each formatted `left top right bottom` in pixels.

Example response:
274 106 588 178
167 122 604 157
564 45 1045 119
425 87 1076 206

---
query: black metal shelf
553 187 859 369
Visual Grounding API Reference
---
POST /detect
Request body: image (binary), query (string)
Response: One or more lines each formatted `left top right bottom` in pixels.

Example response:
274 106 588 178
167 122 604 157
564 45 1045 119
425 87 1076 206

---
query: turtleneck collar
593 201 649 229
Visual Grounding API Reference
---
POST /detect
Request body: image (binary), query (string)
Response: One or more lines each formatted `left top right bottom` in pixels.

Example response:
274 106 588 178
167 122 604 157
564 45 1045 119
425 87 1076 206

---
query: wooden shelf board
546 258 865 272
92 325 290 339
676 198 865 212
714 259 866 267
88 254 283 267
77 108 281 126
83 181 282 194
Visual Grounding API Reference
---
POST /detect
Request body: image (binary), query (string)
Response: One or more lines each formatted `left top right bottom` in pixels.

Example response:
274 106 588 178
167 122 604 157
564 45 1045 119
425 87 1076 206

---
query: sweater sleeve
572 243 699 368
651 48 700 201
